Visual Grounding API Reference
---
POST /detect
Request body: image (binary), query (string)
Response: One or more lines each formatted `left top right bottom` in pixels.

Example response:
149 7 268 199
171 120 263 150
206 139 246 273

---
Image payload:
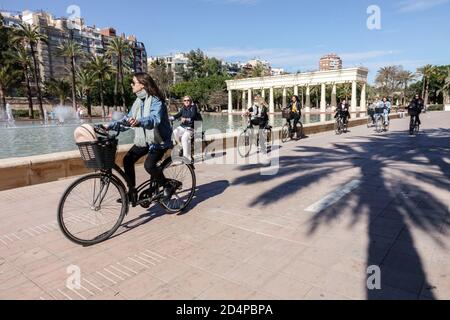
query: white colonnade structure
226 67 369 114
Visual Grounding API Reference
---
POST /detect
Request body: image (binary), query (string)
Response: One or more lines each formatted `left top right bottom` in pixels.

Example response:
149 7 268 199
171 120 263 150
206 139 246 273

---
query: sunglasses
184 100 191 102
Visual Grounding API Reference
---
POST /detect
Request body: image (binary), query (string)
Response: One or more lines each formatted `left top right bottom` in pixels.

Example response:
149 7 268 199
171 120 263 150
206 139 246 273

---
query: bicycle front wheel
281 124 290 143
159 158 196 214
58 173 127 246
334 120 341 135
238 130 253 157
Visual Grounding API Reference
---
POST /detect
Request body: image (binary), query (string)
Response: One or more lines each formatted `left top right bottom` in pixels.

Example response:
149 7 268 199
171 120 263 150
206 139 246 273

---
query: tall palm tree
76 69 96 117
58 40 84 110
0 65 20 112
46 78 71 105
417 64 436 106
6 46 35 118
375 65 400 98
88 55 112 117
396 70 416 106
107 37 132 111
14 23 48 120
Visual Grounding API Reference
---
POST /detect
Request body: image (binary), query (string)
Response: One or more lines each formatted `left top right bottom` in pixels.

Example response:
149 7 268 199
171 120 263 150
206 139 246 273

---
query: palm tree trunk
424 79 430 106
30 44 45 120
100 77 105 118
114 67 119 111
25 72 34 119
71 56 77 110
0 86 6 112
119 58 126 112
87 90 92 117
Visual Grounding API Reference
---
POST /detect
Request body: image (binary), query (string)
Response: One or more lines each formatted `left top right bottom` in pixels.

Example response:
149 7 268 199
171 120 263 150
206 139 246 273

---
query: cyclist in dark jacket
286 95 302 130
335 100 350 124
407 94 424 127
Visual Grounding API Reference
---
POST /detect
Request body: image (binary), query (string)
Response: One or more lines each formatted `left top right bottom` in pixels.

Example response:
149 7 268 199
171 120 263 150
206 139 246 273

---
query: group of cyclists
100 71 427 203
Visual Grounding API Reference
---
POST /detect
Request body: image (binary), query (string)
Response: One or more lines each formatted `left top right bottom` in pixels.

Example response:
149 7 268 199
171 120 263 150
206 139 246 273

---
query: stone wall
0 113 401 191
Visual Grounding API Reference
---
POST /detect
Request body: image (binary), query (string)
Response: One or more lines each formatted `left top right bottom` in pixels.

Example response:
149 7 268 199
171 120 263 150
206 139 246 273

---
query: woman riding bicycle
407 94 424 134
104 72 174 202
335 99 350 124
246 95 269 129
170 96 201 162
285 95 302 131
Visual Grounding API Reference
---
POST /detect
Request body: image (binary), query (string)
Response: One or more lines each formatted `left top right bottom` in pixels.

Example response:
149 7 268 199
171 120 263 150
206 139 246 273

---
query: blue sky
1 0 449 82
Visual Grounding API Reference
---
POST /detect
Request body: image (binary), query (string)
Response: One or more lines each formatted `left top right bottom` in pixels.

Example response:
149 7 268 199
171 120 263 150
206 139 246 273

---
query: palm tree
76 69 96 117
375 66 401 98
437 67 450 105
338 82 352 101
88 55 112 117
417 64 436 106
57 40 85 110
0 65 20 112
6 46 35 118
14 23 48 120
107 37 132 112
46 78 71 105
396 70 416 106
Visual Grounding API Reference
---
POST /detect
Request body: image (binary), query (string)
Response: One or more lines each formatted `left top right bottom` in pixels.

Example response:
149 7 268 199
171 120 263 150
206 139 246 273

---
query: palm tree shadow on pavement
232 127 450 299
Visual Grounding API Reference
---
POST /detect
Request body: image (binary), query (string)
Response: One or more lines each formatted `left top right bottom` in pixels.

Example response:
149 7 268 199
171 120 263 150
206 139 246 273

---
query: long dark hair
134 72 164 101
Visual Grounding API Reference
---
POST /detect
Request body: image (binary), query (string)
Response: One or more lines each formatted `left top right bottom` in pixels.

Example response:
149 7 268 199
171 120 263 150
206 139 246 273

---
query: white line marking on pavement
67 287 87 300
84 278 103 292
103 268 125 281
140 252 161 263
11 233 22 240
57 289 73 300
23 229 35 237
3 235 13 242
116 262 138 275
145 250 167 260
80 285 95 296
305 180 362 213
96 271 117 285
128 257 150 269
135 255 156 266
109 265 131 278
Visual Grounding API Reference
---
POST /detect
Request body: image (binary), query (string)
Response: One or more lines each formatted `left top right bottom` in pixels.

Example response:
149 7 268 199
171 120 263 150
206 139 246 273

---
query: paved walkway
1 112 449 300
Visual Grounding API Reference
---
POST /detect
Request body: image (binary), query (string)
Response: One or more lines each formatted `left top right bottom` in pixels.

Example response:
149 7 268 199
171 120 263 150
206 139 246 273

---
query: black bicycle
334 113 348 135
58 122 196 246
237 116 273 158
281 111 304 143
409 114 420 135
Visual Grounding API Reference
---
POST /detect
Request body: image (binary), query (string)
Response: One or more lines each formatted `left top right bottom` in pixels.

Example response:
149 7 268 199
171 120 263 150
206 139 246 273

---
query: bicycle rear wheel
159 158 196 214
58 173 127 246
238 130 253 157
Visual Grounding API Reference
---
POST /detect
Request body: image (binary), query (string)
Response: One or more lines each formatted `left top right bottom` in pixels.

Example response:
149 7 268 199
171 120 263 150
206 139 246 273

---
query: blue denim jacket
108 96 173 151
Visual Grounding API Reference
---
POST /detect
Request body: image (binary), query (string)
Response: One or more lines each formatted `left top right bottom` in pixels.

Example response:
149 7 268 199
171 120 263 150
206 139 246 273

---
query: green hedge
427 104 444 111
12 110 41 118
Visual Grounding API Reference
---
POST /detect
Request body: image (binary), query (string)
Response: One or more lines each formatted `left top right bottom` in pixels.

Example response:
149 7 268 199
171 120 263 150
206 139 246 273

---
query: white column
294 85 298 96
360 83 367 111
282 87 287 108
261 89 265 99
305 85 311 113
320 83 326 113
242 90 246 112
331 83 337 111
228 90 233 113
269 87 274 114
351 81 357 112
248 89 252 109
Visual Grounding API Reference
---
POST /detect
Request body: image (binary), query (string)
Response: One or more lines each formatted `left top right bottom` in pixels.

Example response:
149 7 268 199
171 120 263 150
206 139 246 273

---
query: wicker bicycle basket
77 137 118 170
